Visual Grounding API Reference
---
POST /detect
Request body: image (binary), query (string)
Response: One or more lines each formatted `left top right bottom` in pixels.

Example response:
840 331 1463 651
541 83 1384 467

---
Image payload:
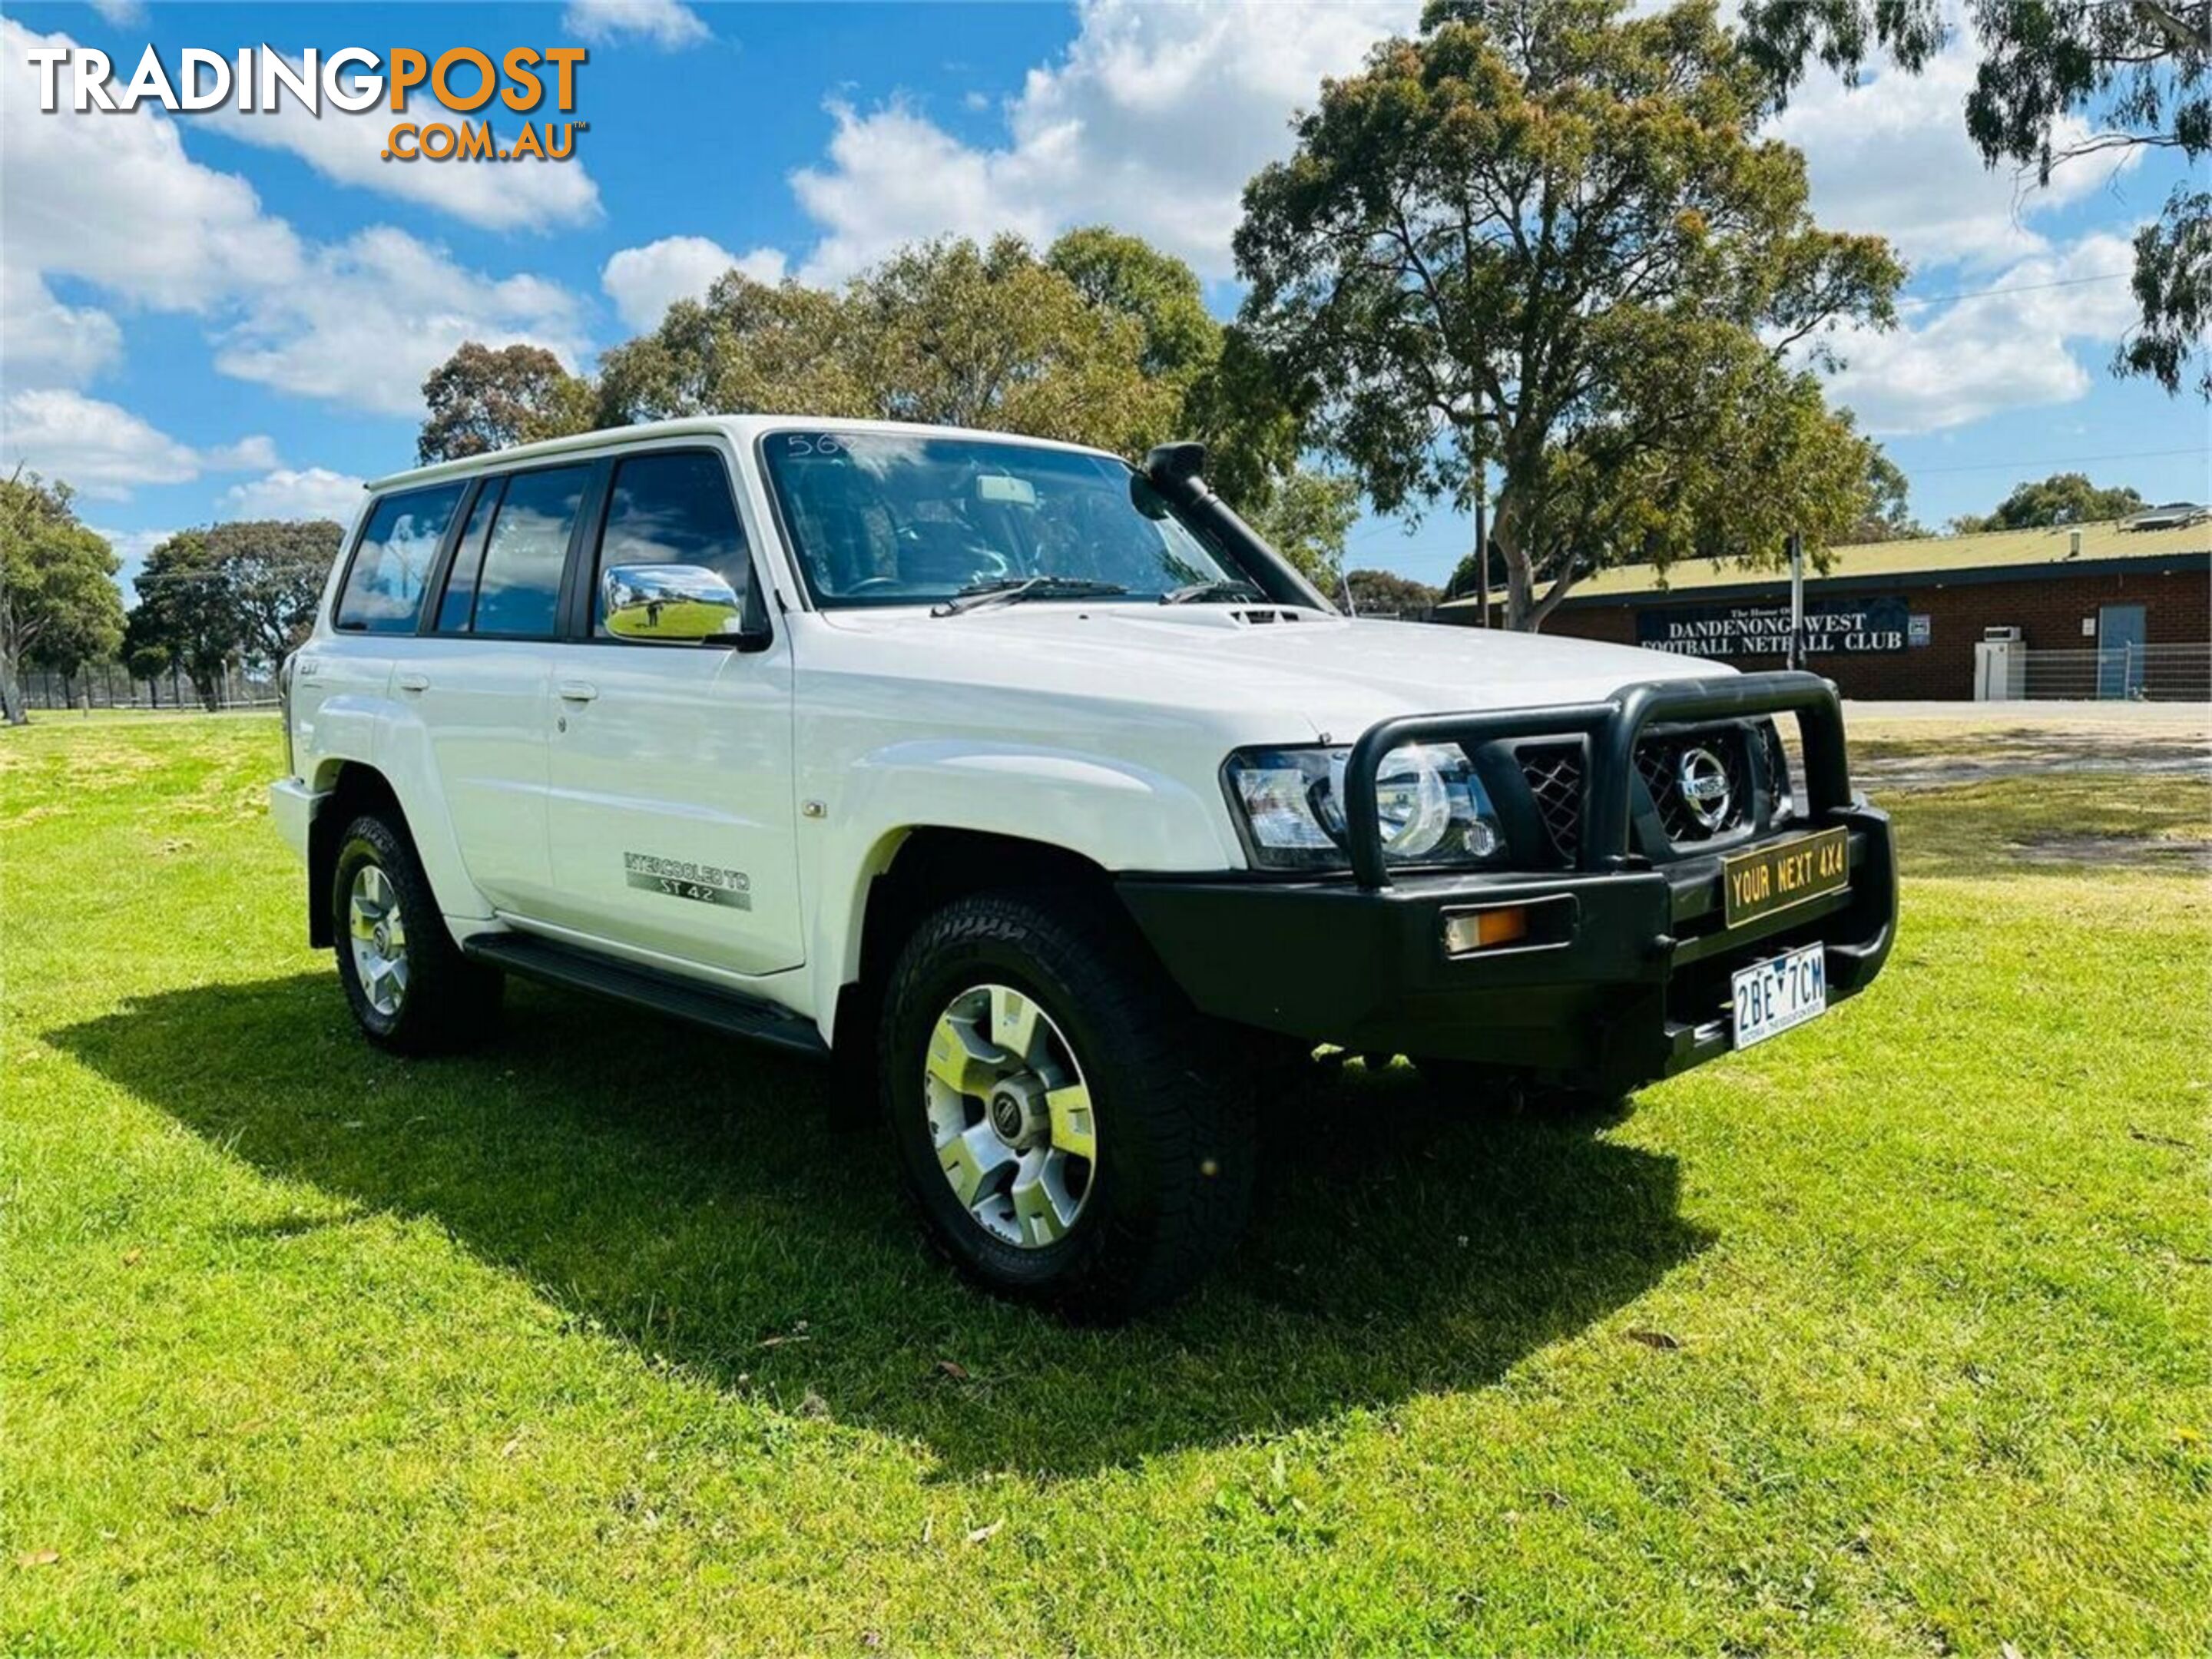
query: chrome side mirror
602 564 746 643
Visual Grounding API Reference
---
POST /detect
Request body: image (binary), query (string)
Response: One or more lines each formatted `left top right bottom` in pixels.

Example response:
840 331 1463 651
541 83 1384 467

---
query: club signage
1637 595 1911 658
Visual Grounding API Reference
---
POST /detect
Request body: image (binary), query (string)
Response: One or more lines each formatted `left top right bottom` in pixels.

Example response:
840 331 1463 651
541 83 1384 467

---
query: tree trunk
1492 504 1536 631
0 663 25 726
192 670 220 713
1528 567 1578 633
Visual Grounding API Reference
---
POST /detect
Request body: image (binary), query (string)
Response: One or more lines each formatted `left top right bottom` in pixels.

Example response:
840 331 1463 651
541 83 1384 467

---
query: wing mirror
602 564 767 647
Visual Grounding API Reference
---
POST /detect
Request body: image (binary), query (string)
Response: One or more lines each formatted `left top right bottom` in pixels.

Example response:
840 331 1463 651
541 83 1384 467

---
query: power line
1909 443 2208 475
1892 270 2133 309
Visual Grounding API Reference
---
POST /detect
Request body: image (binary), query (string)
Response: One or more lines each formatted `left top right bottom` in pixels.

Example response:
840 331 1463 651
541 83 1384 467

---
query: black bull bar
1340 669 1852 886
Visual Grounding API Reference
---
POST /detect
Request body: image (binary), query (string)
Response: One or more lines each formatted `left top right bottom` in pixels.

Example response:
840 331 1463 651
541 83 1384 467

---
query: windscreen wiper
931 576 1129 617
1160 578 1267 605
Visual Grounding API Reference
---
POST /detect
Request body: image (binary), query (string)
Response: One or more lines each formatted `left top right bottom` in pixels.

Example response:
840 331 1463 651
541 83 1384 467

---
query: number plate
1722 826 1849 928
1731 944 1827 1050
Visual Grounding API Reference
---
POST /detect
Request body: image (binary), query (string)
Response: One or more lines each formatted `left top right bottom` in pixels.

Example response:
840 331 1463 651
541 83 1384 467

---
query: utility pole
1474 485 1490 629
1786 531 1805 671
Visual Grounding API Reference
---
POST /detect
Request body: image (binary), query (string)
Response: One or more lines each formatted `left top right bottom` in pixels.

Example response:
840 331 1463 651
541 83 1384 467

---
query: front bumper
268 777 322 862
1118 671 1897 1096
1120 803 1894 1093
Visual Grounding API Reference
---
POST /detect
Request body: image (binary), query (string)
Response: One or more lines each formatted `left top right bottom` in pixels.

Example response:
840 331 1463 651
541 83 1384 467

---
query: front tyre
331 811 502 1055
881 892 1255 1319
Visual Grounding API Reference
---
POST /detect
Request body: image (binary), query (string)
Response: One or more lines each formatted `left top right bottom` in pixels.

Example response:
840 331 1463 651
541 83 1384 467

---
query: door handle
558 680 599 703
396 671 429 693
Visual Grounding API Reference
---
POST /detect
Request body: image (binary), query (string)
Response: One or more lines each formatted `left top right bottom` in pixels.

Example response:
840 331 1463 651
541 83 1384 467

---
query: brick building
1440 511 2210 700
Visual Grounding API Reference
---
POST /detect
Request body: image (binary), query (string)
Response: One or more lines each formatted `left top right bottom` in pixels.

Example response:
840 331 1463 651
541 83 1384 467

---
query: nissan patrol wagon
272 417 1896 1315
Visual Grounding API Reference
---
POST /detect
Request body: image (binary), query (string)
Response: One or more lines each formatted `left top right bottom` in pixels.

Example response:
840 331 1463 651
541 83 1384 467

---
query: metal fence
2015 642 2212 702
15 661 279 713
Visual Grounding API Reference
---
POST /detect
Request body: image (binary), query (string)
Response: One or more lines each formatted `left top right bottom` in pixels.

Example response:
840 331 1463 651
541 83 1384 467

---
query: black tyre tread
332 812 501 1056
882 889 1254 1318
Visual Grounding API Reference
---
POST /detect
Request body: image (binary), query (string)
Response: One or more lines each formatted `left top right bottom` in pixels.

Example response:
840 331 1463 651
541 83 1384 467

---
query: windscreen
760 430 1240 608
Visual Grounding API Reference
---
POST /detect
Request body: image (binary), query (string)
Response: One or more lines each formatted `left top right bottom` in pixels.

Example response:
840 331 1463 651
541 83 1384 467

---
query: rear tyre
880 891 1255 1319
331 811 502 1055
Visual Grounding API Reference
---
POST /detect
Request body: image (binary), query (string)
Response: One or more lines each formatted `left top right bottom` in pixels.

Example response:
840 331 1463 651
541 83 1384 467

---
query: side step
463 932 829 1059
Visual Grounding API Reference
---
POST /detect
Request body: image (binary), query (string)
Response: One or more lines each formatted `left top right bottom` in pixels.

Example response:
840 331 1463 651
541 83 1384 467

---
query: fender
803 737 1243 1043
309 692 495 926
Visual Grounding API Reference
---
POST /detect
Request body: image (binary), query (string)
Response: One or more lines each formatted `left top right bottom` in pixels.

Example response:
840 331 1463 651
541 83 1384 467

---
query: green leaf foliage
1949 472 2151 535
1237 0 1902 628
1243 469 1363 591
128 519 343 710
1740 0 2210 397
419 343 597 465
0 472 125 724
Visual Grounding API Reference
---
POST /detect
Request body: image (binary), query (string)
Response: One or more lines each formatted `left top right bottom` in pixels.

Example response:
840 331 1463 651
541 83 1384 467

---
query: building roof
1438 509 2211 609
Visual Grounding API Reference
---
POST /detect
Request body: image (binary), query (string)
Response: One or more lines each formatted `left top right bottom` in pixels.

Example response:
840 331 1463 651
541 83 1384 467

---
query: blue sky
3 0 2205 599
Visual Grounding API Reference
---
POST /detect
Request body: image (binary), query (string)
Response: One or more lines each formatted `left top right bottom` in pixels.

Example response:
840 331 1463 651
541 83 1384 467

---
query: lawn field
3 714 2207 1654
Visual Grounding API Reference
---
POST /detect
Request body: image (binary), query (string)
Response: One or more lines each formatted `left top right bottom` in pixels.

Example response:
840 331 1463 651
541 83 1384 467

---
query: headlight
1224 742 1505 871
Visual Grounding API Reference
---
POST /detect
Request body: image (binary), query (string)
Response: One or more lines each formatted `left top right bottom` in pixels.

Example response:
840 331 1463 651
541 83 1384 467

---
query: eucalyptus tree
1236 0 1902 628
1743 0 2209 396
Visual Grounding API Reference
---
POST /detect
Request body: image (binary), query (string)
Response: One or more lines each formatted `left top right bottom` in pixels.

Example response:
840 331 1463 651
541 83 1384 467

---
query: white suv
271 417 1896 1315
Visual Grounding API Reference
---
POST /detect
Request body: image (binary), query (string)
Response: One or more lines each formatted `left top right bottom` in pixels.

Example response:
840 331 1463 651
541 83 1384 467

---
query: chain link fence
2015 642 2212 702
14 661 280 713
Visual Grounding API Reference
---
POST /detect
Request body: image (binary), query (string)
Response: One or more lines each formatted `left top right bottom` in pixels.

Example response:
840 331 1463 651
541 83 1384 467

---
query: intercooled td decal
624 853 751 910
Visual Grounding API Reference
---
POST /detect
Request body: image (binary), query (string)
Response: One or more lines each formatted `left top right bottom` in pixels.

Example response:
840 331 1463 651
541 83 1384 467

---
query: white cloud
200 52 601 233
86 2 145 25
1 267 124 387
2 22 304 313
1815 233 2145 434
215 227 590 416
1 23 591 424
0 389 273 500
788 0 1418 282
562 0 711 50
220 466 369 525
1768 33 2138 274
601 236 790 329
88 525 176 603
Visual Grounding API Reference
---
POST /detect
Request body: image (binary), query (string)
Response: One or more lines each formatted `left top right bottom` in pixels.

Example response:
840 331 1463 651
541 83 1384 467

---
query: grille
1635 729 1753 843
1518 743 1584 863
1762 722 1794 816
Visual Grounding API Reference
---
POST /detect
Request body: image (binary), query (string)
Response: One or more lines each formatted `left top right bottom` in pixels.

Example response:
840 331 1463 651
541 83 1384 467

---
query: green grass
4 715 2207 1654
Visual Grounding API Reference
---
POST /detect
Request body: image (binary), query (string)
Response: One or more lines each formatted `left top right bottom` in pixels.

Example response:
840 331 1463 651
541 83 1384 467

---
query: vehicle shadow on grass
58 972 1711 1480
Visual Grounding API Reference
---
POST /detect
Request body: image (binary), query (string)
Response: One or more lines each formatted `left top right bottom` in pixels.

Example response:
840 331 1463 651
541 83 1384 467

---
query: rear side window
472 465 590 637
335 483 465 632
594 452 753 636
435 479 504 633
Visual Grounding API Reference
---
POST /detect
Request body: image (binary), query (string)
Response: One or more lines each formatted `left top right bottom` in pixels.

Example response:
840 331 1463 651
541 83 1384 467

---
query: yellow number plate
1722 826 1849 928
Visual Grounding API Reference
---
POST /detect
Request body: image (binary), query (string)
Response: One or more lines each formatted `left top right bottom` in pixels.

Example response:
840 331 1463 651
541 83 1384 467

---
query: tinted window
435 479 503 633
335 483 464 632
474 465 588 637
594 452 752 636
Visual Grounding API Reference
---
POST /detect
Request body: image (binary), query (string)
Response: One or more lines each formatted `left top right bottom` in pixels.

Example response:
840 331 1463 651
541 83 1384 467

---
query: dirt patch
2009 832 2212 872
1853 728 2210 789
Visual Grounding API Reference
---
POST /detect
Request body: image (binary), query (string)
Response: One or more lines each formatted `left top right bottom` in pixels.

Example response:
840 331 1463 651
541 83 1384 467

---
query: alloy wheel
347 863 409 1018
922 983 1097 1249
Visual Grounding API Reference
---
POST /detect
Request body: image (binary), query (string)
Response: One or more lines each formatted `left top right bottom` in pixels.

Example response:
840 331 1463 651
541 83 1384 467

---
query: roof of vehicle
363 416 1126 494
